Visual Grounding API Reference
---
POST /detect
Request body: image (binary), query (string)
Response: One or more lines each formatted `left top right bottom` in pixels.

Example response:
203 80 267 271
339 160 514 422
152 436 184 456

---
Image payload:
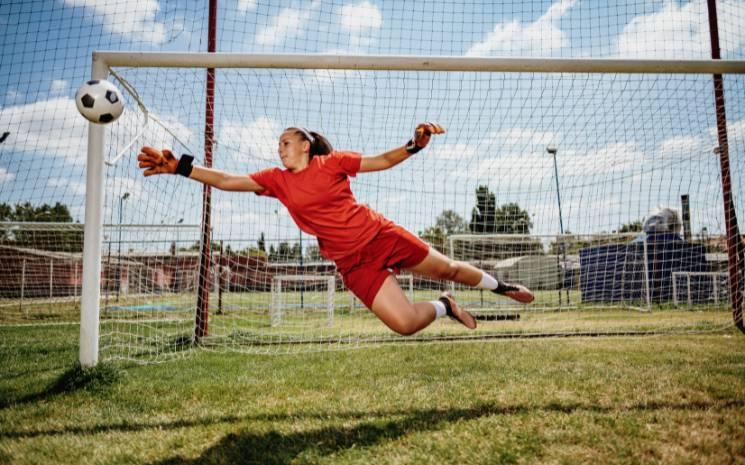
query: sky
1 0 745 253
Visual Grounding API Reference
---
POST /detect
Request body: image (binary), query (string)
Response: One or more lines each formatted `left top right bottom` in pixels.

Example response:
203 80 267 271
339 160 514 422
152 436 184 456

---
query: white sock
476 272 498 290
431 300 447 318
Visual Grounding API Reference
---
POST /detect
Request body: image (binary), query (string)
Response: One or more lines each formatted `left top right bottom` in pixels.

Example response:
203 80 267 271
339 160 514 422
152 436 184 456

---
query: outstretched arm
359 123 445 173
137 146 265 193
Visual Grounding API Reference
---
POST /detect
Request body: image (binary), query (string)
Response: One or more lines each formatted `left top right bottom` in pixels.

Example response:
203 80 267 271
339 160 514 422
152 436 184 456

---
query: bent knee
383 313 421 336
390 320 421 336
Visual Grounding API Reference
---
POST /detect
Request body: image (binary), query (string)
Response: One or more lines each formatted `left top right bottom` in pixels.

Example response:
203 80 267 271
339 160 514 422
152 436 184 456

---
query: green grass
1 322 744 464
1 288 731 325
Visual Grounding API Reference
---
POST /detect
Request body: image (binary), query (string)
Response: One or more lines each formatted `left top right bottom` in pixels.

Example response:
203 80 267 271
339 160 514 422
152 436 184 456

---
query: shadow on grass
148 399 745 465
154 409 467 465
2 398 742 459
0 362 120 409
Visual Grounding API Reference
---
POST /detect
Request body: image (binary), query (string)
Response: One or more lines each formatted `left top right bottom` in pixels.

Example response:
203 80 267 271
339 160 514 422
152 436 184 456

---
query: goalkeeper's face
278 130 311 172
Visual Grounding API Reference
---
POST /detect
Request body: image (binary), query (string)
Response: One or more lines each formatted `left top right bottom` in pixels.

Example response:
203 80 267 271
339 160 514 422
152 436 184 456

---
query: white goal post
78 52 745 367
672 272 730 308
270 274 335 327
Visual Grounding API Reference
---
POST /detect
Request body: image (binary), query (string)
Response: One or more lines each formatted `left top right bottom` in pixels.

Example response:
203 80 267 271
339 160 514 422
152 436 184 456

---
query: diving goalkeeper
137 123 534 335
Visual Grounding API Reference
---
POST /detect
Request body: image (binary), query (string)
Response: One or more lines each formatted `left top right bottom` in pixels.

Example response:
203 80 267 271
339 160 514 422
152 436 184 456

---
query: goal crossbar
94 52 745 74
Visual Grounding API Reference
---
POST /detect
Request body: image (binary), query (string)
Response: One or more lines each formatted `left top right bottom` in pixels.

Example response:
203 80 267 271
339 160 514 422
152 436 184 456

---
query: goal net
2 1 745 366
67 53 744 364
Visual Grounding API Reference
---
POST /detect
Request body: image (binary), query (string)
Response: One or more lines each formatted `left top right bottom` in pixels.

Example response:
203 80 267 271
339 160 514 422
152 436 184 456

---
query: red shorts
335 224 430 309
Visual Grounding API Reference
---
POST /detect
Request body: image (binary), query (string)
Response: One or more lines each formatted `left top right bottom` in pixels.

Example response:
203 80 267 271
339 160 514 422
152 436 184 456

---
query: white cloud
615 0 745 58
0 97 88 164
237 0 257 13
616 0 708 58
717 117 745 146
340 1 382 32
48 178 86 197
106 176 147 202
429 128 558 162
427 142 479 161
484 128 559 148
255 6 312 46
0 96 193 170
62 0 167 44
4 90 23 105
143 114 195 154
287 68 363 91
219 116 282 162
50 80 68 96
0 167 15 183
466 0 576 56
331 0 383 52
658 135 708 159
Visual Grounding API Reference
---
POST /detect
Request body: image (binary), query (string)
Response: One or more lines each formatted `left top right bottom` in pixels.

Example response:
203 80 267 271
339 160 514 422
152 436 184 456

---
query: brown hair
286 127 333 159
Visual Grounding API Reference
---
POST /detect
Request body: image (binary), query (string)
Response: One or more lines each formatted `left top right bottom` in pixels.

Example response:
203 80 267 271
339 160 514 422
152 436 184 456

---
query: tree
419 210 468 253
435 210 467 235
419 225 446 253
468 186 532 235
0 202 83 252
469 186 497 233
618 220 643 233
268 241 301 262
257 232 266 253
304 244 323 261
495 202 532 234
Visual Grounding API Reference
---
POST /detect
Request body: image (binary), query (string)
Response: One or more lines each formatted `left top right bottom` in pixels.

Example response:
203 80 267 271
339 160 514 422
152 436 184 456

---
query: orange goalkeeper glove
405 122 446 154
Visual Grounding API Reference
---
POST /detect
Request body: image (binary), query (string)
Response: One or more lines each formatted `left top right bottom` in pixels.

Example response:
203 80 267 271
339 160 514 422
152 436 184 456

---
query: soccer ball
75 80 124 124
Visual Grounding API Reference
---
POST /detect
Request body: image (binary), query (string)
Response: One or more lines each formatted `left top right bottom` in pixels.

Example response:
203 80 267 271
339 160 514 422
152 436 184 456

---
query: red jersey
249 151 392 261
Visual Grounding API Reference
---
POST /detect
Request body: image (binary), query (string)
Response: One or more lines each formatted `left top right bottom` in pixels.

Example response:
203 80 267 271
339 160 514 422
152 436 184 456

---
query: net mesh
89 66 742 361
1 0 744 363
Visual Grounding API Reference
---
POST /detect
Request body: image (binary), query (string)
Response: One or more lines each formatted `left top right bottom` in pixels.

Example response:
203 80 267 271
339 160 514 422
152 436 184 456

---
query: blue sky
1 0 745 252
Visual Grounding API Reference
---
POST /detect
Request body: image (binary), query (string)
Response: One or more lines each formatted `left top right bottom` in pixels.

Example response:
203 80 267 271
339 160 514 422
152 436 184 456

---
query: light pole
116 192 129 300
547 146 569 304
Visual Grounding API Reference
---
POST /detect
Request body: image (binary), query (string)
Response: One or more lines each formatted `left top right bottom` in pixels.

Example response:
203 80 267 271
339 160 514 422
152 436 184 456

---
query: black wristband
176 154 194 177
405 139 423 154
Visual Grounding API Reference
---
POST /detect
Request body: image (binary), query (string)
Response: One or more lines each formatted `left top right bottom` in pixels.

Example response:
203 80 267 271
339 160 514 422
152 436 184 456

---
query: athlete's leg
405 247 486 285
405 248 535 304
369 275 476 335
369 275 438 335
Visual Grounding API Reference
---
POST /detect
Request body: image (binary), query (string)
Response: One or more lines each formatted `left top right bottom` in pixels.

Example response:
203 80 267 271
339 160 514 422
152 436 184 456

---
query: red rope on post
707 0 744 333
195 0 218 342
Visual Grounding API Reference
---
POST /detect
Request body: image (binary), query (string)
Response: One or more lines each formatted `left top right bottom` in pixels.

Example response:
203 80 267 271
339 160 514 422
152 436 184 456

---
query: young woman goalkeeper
137 123 534 335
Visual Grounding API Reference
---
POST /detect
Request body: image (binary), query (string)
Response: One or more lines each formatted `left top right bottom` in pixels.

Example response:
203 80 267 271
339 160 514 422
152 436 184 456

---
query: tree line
0 202 83 252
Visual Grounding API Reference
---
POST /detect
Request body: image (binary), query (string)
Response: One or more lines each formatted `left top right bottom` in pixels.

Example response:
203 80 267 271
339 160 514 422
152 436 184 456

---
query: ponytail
287 127 333 159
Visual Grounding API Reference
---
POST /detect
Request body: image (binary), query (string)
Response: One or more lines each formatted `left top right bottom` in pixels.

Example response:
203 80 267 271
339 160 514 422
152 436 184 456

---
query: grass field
1 321 744 464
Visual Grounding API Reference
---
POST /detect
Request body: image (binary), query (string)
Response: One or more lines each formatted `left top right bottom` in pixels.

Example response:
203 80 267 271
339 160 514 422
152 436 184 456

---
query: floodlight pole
547 146 569 305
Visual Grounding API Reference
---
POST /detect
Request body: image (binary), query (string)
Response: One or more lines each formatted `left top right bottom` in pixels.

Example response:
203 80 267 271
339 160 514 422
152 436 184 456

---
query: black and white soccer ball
75 80 124 124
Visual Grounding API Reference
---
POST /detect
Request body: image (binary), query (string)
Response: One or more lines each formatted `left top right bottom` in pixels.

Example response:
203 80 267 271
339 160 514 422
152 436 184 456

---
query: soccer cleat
438 292 477 330
492 281 535 304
